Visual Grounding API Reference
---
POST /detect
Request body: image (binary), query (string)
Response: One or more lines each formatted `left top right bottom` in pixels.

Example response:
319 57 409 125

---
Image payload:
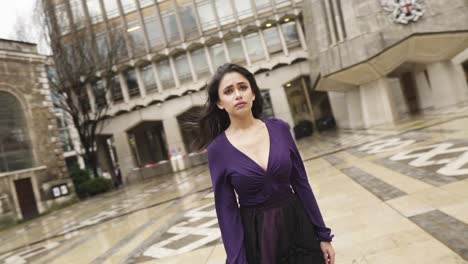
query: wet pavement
1 108 468 264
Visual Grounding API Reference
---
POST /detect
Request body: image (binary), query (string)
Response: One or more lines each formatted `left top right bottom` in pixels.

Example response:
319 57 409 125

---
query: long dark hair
186 63 264 151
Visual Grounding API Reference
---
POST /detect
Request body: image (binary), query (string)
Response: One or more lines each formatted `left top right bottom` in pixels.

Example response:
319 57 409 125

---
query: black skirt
239 192 325 264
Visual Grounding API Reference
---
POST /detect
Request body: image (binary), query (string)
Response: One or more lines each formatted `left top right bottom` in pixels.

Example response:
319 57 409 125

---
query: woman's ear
216 102 224 110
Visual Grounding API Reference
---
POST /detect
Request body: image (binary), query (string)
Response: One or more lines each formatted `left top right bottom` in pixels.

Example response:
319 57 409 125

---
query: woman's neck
227 114 258 133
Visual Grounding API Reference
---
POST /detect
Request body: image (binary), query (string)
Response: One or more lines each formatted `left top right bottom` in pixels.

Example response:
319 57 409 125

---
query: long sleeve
207 145 248 264
282 121 334 242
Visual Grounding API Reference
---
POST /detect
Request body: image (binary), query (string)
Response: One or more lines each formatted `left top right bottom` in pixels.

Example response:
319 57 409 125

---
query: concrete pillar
277 24 289 56
86 83 96 113
414 70 433 110
328 89 364 129
186 50 198 82
269 85 294 127
135 67 147 97
240 35 252 66
151 62 164 93
427 61 468 109
296 20 308 51
360 78 398 128
204 46 215 74
113 131 134 185
118 72 130 103
163 117 186 156
258 30 270 61
169 57 180 88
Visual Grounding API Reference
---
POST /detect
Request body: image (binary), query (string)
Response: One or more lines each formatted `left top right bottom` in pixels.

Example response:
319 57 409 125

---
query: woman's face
217 72 256 117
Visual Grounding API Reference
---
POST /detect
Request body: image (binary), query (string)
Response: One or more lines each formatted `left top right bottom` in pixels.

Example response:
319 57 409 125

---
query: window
92 79 107 109
255 0 271 14
156 59 175 89
191 48 210 79
127 19 146 53
281 21 300 48
245 32 264 62
85 0 104 24
178 2 199 39
139 0 154 8
70 0 86 29
275 0 291 8
210 43 227 70
96 32 109 59
263 27 282 54
120 0 137 13
55 4 71 35
111 75 124 103
215 0 235 25
0 92 33 172
124 69 140 98
144 10 165 49
140 64 158 93
161 2 181 43
226 38 245 64
102 0 120 19
56 115 74 152
234 1 253 20
174 54 192 84
195 0 217 31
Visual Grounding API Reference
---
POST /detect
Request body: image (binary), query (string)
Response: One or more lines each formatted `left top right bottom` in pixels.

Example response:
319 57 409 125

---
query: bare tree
38 0 127 178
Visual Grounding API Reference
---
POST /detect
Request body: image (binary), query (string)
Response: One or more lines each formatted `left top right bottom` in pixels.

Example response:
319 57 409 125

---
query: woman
193 63 335 264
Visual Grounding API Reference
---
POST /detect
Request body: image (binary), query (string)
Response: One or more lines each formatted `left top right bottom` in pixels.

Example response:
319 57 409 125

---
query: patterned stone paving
1 114 468 263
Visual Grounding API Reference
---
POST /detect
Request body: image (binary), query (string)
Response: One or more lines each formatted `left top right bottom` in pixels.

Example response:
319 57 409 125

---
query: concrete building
47 0 335 184
303 0 468 129
0 39 75 223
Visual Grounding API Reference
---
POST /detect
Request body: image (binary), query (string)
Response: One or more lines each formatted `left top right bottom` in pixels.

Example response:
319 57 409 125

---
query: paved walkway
1 109 468 264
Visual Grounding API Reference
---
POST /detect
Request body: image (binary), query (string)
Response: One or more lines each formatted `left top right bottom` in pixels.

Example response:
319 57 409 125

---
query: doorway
14 178 39 220
400 72 420 114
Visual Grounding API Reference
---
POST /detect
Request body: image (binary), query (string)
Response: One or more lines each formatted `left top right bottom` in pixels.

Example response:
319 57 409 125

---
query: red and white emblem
381 0 425 24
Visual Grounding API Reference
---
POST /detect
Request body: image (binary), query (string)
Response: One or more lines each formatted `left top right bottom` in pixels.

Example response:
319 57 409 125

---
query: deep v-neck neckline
223 119 271 173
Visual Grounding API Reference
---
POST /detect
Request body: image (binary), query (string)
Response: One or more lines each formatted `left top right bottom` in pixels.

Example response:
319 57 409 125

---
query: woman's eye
240 86 247 90
224 90 232 94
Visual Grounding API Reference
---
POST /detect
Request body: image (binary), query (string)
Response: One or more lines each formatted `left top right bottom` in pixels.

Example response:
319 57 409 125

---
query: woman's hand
320 241 335 264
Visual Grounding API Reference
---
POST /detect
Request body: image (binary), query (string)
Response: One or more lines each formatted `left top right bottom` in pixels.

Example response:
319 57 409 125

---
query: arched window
0 91 33 172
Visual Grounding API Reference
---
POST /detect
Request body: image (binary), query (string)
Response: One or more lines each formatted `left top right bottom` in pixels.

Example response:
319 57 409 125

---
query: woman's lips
235 102 246 108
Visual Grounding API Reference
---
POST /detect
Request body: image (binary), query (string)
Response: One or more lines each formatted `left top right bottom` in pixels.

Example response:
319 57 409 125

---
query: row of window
86 20 301 106
55 0 300 46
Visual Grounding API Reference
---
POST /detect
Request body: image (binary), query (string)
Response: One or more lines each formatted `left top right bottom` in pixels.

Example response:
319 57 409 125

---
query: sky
0 0 37 40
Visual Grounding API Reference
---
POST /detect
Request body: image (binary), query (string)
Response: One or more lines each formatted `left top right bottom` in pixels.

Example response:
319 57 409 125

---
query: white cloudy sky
0 0 37 39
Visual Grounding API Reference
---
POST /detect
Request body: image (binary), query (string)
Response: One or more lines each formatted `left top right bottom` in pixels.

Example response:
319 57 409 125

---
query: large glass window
127 19 146 53
140 64 158 94
70 0 86 29
215 0 235 25
120 0 137 13
195 0 217 31
139 0 154 8
190 48 210 79
161 2 181 43
281 21 300 48
124 69 140 98
263 27 282 54
255 0 272 14
86 0 104 24
0 92 33 172
178 2 199 39
143 10 165 49
109 25 129 58
245 32 265 62
156 59 175 89
111 75 124 103
92 79 107 109
226 38 245 64
174 54 192 84
55 4 71 35
95 32 108 59
234 1 253 20
209 43 227 70
56 115 74 152
102 0 120 19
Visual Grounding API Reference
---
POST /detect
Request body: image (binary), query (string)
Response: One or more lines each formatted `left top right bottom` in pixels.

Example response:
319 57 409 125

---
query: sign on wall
381 0 425 24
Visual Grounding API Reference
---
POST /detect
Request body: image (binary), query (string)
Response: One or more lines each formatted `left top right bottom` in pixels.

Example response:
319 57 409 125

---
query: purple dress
207 118 333 264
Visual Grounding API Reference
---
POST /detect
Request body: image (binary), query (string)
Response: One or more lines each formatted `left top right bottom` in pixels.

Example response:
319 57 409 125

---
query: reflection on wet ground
1 109 468 263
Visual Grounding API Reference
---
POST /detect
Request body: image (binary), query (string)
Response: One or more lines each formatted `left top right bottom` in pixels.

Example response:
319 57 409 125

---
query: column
204 46 215 74
222 40 231 62
134 0 151 53
118 72 130 102
258 29 270 61
427 61 468 109
186 50 198 82
113 131 134 185
277 24 289 56
151 62 164 93
169 56 180 88
171 0 186 41
360 78 398 128
86 83 96 113
328 89 364 129
296 20 308 51
240 35 252 66
191 0 203 35
163 117 187 156
135 67 147 97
